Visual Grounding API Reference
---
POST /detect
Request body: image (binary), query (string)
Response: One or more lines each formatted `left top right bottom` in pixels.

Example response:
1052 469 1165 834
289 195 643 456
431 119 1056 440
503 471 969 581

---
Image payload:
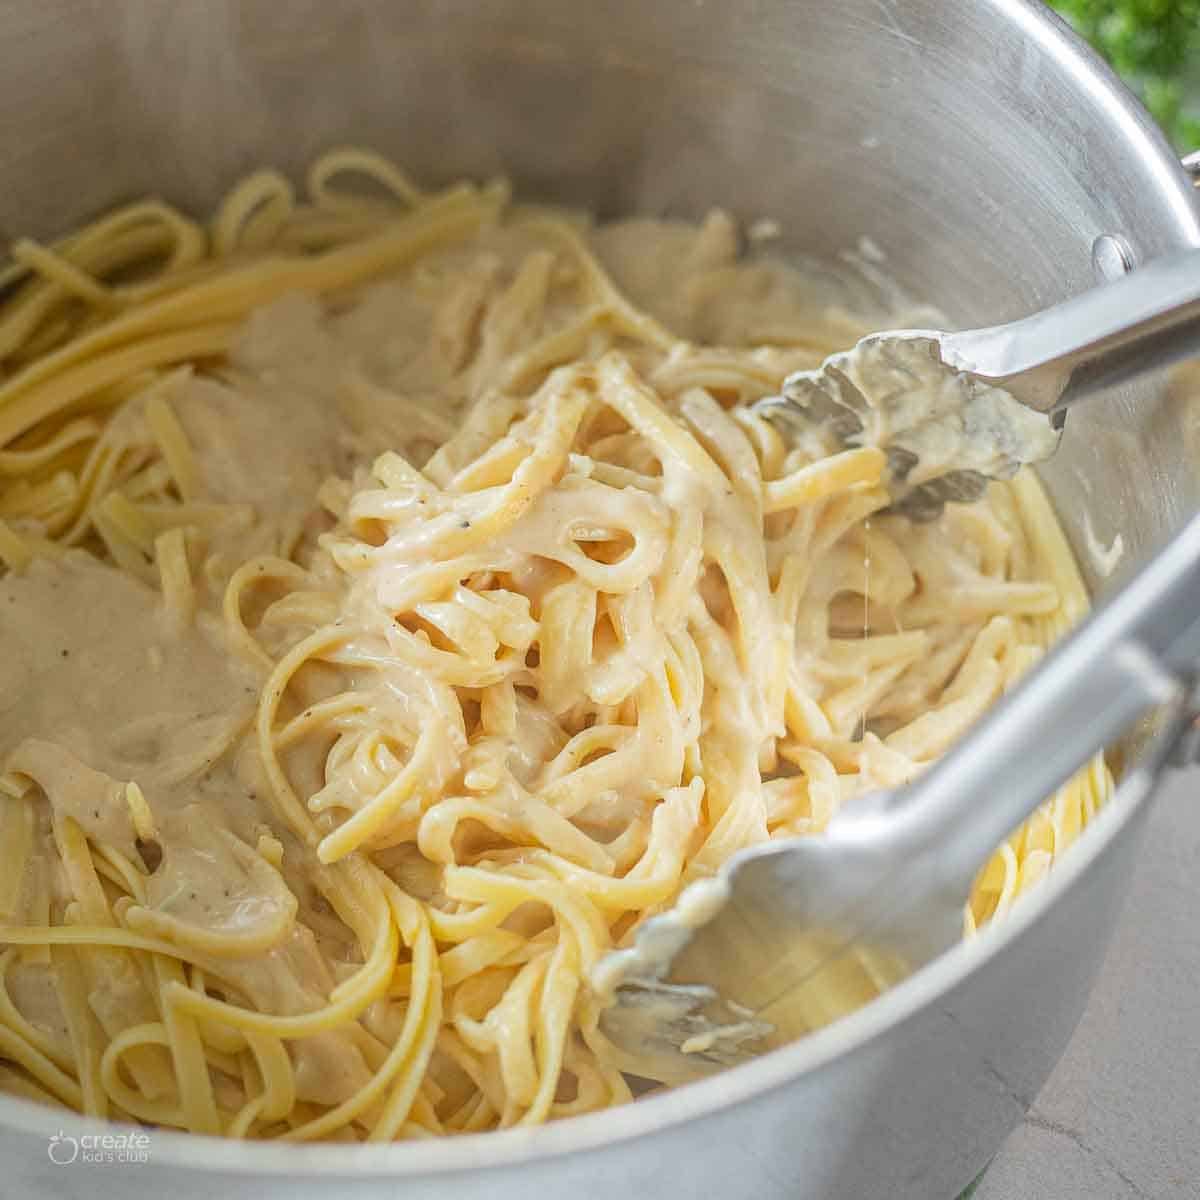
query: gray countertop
978 770 1200 1200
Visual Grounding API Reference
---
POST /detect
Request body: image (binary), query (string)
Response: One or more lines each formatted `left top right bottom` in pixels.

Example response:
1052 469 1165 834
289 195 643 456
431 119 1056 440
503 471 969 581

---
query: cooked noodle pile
0 150 1109 1137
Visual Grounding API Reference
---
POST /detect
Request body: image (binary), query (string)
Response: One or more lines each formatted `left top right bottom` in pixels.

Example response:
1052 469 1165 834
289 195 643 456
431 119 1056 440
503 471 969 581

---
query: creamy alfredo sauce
0 166 1105 1130
0 211 859 1106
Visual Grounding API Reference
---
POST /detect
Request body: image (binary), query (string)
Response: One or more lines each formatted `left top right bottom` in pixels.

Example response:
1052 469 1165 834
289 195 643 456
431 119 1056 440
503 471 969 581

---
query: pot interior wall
1 2 1196 590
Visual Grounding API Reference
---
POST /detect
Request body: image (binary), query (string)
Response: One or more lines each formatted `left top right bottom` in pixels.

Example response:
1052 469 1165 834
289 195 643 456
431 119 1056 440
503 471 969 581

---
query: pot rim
2 0 1198 1176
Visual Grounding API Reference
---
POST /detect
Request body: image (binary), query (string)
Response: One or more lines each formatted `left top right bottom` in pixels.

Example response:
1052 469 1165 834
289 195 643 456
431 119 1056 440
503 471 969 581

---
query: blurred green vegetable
1050 0 1200 148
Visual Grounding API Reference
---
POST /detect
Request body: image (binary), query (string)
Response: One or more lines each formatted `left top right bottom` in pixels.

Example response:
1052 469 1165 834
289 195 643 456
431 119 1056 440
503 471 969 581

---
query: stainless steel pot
1 2 1197 1198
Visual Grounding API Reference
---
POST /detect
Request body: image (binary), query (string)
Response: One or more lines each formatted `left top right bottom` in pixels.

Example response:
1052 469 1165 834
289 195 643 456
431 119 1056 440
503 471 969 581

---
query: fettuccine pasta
0 150 1110 1138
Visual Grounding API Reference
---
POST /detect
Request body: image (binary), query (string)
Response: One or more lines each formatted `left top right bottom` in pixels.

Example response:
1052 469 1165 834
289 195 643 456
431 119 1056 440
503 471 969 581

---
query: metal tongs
595 508 1200 1085
754 247 1200 520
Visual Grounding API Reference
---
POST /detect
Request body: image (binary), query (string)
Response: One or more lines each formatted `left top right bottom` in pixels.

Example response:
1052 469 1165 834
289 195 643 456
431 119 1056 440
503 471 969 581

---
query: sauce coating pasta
0 151 1109 1137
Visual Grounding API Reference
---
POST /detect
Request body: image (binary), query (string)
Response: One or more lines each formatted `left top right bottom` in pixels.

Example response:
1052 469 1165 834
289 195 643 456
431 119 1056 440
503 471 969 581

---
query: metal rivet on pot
1091 234 1136 281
